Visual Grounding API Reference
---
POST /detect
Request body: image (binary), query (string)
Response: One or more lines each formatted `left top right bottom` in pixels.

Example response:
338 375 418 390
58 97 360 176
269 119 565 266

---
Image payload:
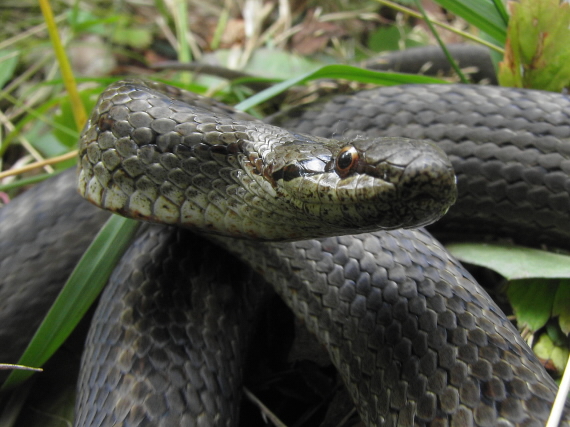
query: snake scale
0 76 569 427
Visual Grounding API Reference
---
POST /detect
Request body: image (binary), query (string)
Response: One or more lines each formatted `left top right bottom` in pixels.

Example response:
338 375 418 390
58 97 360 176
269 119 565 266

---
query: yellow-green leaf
533 332 570 374
507 279 558 331
498 0 570 91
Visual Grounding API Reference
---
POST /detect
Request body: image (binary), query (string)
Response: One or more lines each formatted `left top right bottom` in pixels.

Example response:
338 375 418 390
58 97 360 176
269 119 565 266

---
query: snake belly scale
0 79 568 426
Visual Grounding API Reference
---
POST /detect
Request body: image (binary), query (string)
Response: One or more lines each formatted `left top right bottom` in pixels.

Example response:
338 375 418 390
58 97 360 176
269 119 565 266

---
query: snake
0 76 569 427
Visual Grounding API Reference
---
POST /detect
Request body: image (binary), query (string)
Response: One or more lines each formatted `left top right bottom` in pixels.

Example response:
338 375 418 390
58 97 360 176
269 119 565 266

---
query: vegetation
0 0 568 425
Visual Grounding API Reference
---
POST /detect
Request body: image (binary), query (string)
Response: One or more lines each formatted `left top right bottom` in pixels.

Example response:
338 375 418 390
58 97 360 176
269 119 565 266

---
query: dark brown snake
0 77 569 427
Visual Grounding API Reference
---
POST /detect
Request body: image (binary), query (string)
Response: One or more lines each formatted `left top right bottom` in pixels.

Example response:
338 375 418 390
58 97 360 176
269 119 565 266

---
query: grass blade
236 64 447 111
433 0 508 45
1 215 139 389
38 0 86 130
414 0 468 84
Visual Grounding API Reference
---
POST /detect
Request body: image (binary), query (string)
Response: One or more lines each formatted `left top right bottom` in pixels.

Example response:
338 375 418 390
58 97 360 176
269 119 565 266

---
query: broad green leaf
449 243 570 334
236 65 447 111
1 215 139 389
507 279 558 331
447 243 570 280
433 0 507 45
498 0 570 91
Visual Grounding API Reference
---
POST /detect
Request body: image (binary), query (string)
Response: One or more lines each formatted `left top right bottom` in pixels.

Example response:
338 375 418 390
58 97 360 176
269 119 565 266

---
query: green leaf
533 332 570 373
498 0 570 91
1 215 139 390
447 243 570 280
507 279 558 331
433 0 507 45
553 280 570 335
112 27 153 50
0 49 19 89
367 26 425 52
449 243 570 334
236 65 447 111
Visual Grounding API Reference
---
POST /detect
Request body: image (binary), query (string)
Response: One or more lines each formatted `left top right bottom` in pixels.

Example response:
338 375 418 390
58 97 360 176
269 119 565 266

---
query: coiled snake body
1 79 569 426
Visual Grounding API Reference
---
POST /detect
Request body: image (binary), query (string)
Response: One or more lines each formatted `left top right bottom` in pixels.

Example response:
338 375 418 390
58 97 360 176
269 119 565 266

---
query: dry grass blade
0 151 77 180
243 387 288 427
0 365 42 373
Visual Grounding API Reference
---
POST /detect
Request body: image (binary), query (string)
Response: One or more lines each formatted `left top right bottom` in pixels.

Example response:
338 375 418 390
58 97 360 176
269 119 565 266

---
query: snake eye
335 146 359 178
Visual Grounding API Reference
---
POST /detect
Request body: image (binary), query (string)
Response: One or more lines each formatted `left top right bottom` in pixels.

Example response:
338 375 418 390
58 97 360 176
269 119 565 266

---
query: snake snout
348 137 457 229
396 148 457 228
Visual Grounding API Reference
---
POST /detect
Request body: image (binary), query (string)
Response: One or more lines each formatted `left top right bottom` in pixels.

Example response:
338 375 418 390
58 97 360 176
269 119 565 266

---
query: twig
0 151 77 180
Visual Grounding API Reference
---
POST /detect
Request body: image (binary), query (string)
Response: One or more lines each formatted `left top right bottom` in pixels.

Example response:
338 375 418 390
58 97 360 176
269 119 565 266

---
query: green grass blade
374 0 504 53
236 64 447 111
414 0 468 84
0 172 57 192
433 0 508 45
491 0 509 26
1 216 139 389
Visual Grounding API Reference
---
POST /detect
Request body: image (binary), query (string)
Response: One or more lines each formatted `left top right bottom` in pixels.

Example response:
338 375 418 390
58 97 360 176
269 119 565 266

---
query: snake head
78 80 456 242
262 136 457 238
